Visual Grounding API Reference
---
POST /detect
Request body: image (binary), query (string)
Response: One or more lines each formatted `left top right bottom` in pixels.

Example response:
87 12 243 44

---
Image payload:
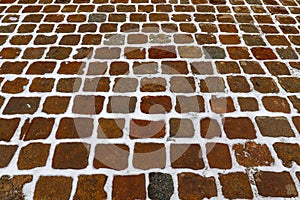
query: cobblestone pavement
0 0 300 199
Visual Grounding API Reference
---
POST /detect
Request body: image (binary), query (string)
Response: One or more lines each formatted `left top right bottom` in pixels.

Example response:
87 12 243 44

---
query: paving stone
202 46 226 59
83 77 110 92
178 173 217 200
0 62 27 74
191 62 214 75
256 116 294 137
0 145 18 168
56 118 93 139
34 176 72 200
176 95 205 113
206 143 232 169
227 76 250 92
72 95 104 114
170 76 195 93
273 142 300 167
42 96 70 114
251 47 277 60
140 77 166 92
223 117 256 139
215 61 241 74
210 96 235 114
74 175 107 200
112 175 146 200
98 118 124 139
57 62 84 75
2 78 28 94
148 173 174 200
3 97 40 115
279 77 300 92
17 143 50 170
133 143 166 169
0 175 32 200
107 96 137 113
170 118 194 138
171 144 205 169
264 61 290 75
26 61 56 75
130 119 165 139
238 97 259 111
178 46 202 58
233 142 274 167
149 46 176 59
56 78 82 92
239 61 265 74
93 144 129 170
52 142 90 169
250 77 279 93
262 96 290 113
200 77 225 92
219 172 253 199
254 171 298 197
141 96 172 114
200 118 222 139
161 61 188 74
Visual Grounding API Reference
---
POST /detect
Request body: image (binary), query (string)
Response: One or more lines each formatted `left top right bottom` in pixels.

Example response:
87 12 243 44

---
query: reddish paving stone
169 118 194 138
109 61 129 75
93 144 129 170
42 96 70 114
56 117 93 139
161 61 188 74
200 77 225 92
178 173 217 200
98 118 124 138
0 62 27 74
112 175 146 200
0 118 20 141
34 176 73 200
74 175 107 200
200 118 222 139
130 119 165 139
251 47 277 60
26 61 56 75
46 47 72 60
3 97 40 115
273 142 300 167
124 47 146 59
219 172 253 199
107 96 137 113
170 77 196 93
233 142 274 167
215 61 241 74
56 78 82 93
264 61 290 75
141 96 172 114
238 97 259 111
133 143 166 169
223 117 256 139
262 96 290 113
227 76 251 92
254 171 298 197
17 143 50 170
0 48 21 59
239 61 265 74
1 78 28 94
52 142 90 169
210 96 235 114
72 95 104 114
171 144 205 169
250 77 279 93
149 46 176 59
140 77 166 92
57 61 84 75
256 116 295 137
176 95 205 113
227 46 251 59
20 118 54 141
0 175 33 200
206 143 232 169
0 145 18 168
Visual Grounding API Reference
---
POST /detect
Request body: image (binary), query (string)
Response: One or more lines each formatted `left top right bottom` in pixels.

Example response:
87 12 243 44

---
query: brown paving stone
130 119 165 139
227 76 250 92
0 145 18 168
238 97 259 111
0 175 33 200
140 77 166 92
200 118 222 139
20 118 54 141
254 171 298 197
279 77 300 93
250 77 279 93
57 78 81 93
273 142 300 167
178 173 217 200
83 77 110 92
29 78 55 92
109 61 129 75
149 46 176 59
0 48 21 59
293 116 300 133
264 61 290 75
251 47 277 60
223 117 256 139
170 76 195 93
58 62 84 75
2 78 29 94
239 61 265 74
219 172 253 199
161 61 188 74
93 144 129 170
113 78 138 93
233 142 274 167
133 143 166 169
52 142 90 169
262 96 290 113
22 47 45 59
170 118 194 138
17 143 50 170
46 47 72 60
215 61 241 74
87 62 107 75
141 96 172 114
171 144 204 169
34 176 72 200
227 46 251 59
74 175 107 200
210 96 235 114
200 77 225 92
3 97 40 115
98 118 124 139
72 95 104 114
26 61 56 75
206 143 232 169
56 117 93 139
256 116 295 137
107 96 137 113
0 118 20 142
112 175 146 200
42 96 70 114
288 96 300 113
176 95 205 113
124 47 146 59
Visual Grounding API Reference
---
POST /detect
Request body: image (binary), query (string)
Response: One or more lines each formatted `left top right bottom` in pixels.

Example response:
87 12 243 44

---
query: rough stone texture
170 118 194 138
112 175 146 200
148 173 174 200
273 142 300 167
256 116 295 137
0 118 20 141
0 145 18 168
130 119 165 139
141 96 172 114
20 118 54 141
56 118 93 139
178 173 217 200
74 175 107 200
206 143 232 169
0 175 33 200
223 117 256 139
34 176 72 200
233 142 274 167
219 172 253 199
254 171 298 197
3 97 40 114
98 118 125 138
